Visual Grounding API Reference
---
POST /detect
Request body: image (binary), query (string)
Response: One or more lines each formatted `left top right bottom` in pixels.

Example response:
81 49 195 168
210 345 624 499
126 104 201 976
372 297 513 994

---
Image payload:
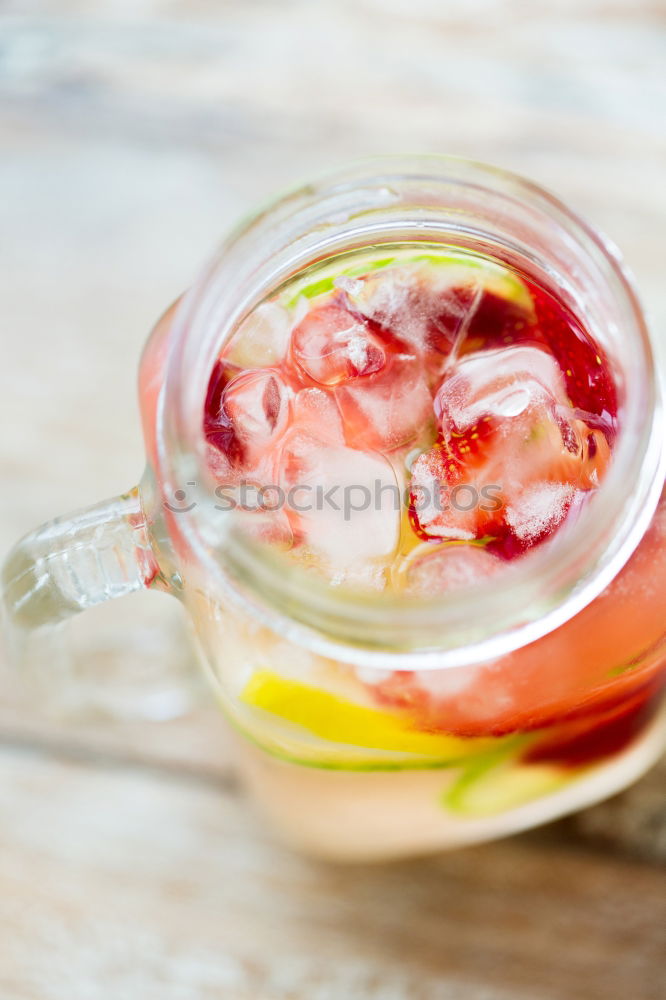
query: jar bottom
230 703 666 862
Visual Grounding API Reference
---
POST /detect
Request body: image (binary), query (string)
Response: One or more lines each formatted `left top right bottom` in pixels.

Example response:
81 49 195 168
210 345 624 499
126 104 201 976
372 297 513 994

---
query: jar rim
158 155 665 669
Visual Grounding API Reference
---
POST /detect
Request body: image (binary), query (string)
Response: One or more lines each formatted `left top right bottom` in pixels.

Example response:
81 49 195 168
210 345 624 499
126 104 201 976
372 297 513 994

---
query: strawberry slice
203 358 245 465
410 345 610 556
521 679 663 768
455 287 536 356
408 441 503 544
451 277 618 430
527 282 618 425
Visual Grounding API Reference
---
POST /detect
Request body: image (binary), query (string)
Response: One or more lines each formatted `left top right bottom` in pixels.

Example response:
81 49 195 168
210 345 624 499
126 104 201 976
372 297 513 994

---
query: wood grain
1 1 665 996
0 746 664 1000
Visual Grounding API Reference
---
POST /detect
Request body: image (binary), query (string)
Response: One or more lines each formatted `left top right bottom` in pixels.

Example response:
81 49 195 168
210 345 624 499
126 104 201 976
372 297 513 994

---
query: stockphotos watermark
164 480 503 520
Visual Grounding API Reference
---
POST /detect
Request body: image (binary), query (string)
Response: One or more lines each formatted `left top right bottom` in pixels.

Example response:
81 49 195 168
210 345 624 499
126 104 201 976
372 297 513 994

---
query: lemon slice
240 670 501 768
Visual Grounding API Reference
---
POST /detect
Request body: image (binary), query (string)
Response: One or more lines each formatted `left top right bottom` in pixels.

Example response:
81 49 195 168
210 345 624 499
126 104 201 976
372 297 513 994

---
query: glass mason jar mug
3 157 665 861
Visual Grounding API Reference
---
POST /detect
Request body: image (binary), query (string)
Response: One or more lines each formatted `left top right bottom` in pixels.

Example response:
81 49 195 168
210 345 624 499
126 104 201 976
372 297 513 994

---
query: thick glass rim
156 155 665 669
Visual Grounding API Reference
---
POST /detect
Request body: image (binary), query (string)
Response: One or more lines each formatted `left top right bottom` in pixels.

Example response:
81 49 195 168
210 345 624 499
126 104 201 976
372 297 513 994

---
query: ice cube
350 265 425 350
290 301 386 386
336 357 434 452
398 543 504 596
216 368 291 469
225 302 291 368
426 282 483 359
279 433 400 574
346 262 483 359
504 482 577 546
333 274 364 297
205 441 234 483
290 387 346 445
444 348 610 489
233 504 294 550
434 345 568 433
434 344 595 498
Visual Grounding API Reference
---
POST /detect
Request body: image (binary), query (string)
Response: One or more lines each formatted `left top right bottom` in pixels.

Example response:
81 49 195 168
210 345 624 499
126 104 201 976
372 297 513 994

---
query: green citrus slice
281 246 533 313
443 755 570 817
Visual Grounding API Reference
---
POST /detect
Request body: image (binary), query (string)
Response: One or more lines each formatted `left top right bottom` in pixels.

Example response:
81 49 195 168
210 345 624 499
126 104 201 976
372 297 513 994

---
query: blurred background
1 2 665 998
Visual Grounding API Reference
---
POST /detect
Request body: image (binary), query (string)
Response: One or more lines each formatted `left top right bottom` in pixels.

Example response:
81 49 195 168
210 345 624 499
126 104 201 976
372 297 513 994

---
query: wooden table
1 3 665 997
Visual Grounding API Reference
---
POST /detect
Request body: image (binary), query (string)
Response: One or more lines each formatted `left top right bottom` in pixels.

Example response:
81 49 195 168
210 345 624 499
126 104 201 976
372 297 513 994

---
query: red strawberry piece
408 441 503 544
412 345 609 557
456 288 536 355
204 359 245 465
522 679 663 768
439 413 498 467
527 282 618 426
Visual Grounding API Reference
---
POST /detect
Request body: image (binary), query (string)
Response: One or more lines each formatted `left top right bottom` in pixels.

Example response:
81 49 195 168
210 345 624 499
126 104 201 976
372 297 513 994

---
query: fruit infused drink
4 158 664 861
195 245 666 858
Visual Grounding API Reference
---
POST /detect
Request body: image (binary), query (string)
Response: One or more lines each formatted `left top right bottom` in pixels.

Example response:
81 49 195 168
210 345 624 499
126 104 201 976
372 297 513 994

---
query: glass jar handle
2 486 160 628
0 486 196 720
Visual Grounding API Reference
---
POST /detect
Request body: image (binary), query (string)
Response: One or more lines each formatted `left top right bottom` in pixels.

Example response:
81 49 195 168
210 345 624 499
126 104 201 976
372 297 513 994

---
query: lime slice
280 245 534 318
443 753 569 817
283 255 396 307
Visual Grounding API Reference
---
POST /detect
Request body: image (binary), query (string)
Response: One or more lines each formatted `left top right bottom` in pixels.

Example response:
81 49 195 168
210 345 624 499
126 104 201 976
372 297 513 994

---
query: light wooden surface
1 746 665 1000
1 2 665 997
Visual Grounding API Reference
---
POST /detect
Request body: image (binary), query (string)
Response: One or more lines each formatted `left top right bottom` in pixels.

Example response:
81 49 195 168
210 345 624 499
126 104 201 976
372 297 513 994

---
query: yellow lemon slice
240 670 502 767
